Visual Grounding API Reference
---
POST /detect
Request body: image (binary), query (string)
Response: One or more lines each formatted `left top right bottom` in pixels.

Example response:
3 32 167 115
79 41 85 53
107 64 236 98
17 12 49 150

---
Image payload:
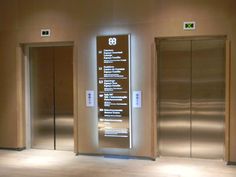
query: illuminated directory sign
97 34 131 148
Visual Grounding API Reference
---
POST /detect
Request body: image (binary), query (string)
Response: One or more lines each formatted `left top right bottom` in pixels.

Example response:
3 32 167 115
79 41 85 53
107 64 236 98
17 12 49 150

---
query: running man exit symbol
41 29 51 37
183 22 196 30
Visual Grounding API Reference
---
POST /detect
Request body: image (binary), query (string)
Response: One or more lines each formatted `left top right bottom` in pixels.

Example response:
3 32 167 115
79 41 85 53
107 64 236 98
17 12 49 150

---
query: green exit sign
183 22 196 30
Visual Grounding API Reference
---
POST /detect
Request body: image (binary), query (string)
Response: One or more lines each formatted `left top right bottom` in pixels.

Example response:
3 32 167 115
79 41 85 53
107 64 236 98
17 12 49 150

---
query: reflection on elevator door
157 38 225 159
30 46 74 151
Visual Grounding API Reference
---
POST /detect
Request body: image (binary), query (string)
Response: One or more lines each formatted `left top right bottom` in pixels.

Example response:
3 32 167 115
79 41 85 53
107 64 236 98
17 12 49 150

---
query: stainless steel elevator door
191 40 225 159
30 46 74 151
30 47 55 150
158 40 191 157
54 46 74 151
157 38 225 159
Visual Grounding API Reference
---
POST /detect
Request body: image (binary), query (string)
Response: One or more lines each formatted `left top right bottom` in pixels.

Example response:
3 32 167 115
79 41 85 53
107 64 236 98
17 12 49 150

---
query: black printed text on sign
97 35 131 148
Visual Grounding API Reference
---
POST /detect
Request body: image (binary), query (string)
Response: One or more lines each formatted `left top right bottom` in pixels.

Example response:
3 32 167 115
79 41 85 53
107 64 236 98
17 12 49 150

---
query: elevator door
30 46 74 151
157 38 225 159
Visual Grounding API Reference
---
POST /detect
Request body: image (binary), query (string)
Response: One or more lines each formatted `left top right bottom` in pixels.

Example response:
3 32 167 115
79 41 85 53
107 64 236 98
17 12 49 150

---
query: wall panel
0 31 18 148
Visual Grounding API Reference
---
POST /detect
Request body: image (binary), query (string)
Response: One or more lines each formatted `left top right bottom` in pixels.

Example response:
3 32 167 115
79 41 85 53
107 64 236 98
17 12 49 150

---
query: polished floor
0 150 236 177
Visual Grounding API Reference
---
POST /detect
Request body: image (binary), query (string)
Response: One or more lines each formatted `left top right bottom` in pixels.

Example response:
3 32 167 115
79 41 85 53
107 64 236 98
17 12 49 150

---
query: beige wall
0 31 18 148
0 0 235 161
0 0 18 148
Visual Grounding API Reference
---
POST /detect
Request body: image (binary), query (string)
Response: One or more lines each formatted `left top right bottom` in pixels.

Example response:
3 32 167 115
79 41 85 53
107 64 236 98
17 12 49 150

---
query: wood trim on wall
151 42 157 159
73 42 79 154
16 46 26 148
154 38 161 157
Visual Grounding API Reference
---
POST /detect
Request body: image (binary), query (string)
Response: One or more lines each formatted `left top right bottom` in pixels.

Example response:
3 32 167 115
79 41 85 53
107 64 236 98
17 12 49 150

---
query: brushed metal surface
30 47 54 150
158 38 225 159
158 40 191 157
191 39 225 159
30 46 74 151
54 46 74 151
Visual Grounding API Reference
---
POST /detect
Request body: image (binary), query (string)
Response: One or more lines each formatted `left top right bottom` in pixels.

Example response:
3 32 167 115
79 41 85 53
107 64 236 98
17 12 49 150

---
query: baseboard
0 147 26 151
76 152 102 157
227 161 236 165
